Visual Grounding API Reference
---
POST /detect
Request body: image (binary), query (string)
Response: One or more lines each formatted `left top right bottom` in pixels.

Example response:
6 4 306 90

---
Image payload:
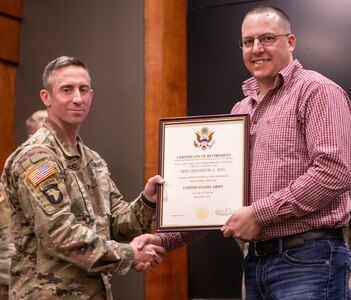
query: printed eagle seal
194 127 215 150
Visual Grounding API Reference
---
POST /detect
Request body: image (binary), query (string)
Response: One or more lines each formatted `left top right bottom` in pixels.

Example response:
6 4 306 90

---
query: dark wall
187 0 351 298
187 0 351 116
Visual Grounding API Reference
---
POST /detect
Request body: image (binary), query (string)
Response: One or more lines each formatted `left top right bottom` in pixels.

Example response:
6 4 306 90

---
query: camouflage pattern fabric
1 120 155 300
0 183 15 300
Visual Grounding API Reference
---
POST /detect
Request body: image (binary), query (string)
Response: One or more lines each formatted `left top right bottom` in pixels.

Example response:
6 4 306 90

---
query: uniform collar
43 119 82 158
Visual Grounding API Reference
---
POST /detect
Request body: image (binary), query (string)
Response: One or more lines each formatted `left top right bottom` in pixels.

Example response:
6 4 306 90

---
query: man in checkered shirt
134 5 351 300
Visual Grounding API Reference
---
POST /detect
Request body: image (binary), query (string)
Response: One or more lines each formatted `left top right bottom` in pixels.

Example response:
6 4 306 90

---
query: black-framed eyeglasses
239 33 291 49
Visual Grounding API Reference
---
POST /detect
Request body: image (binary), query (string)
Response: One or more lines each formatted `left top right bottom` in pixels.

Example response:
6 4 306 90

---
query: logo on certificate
195 206 209 220
194 127 215 150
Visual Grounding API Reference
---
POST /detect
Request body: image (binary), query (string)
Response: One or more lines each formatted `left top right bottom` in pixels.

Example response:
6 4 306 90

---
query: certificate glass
157 114 249 231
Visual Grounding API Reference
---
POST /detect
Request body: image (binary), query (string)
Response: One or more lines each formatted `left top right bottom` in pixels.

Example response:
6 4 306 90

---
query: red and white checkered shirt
155 231 204 253
232 59 351 241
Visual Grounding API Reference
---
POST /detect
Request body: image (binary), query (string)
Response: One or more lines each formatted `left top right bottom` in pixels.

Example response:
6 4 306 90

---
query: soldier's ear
40 89 51 108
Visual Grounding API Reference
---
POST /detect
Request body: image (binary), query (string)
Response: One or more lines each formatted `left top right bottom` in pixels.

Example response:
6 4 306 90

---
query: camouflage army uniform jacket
1 120 155 300
0 182 15 287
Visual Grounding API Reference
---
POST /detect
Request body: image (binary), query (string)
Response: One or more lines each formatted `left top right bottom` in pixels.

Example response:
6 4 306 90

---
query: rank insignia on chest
27 160 56 186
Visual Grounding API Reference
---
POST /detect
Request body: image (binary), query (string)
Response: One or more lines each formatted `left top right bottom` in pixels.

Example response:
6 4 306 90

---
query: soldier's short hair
42 56 91 91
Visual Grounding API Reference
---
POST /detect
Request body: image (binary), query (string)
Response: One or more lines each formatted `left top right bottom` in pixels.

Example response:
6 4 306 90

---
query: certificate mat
157 114 249 231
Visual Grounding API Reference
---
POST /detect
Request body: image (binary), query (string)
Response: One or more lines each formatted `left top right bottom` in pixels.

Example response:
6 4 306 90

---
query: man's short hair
42 56 91 91
243 5 292 32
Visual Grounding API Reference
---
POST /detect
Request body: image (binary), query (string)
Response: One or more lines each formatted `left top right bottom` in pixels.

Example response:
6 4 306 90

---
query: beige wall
15 1 144 299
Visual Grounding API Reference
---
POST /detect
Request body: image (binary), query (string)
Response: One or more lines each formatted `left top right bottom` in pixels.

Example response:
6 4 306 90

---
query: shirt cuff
114 243 134 275
141 193 156 208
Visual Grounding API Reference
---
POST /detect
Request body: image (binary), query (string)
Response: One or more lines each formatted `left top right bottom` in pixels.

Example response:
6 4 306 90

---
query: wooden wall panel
0 1 22 172
0 15 21 63
144 0 187 299
0 0 22 18
0 62 16 170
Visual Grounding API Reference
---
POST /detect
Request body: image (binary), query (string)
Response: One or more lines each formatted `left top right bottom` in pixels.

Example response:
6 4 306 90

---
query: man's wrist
154 233 165 247
141 193 156 208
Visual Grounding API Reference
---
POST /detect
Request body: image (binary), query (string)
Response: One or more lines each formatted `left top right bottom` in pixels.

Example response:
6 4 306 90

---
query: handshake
130 234 166 273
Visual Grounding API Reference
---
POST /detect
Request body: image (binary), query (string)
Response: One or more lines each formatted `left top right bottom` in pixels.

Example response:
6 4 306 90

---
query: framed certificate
157 114 249 231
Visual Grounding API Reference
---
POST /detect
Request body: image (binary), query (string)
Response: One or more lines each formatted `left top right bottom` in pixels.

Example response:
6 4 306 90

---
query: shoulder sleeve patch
40 178 64 204
27 160 56 186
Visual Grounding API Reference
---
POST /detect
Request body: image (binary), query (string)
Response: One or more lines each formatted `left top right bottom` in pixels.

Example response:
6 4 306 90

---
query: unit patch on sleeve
42 184 63 204
27 160 56 186
39 177 64 204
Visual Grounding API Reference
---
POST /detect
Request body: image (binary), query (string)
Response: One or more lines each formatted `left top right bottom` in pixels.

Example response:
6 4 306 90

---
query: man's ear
288 34 296 52
40 89 51 107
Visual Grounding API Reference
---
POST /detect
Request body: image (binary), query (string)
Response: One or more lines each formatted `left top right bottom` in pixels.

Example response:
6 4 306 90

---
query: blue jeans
244 239 351 299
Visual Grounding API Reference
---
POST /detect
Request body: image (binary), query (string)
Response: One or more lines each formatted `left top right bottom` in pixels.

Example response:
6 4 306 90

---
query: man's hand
132 233 163 249
130 236 166 272
221 206 261 241
143 175 165 203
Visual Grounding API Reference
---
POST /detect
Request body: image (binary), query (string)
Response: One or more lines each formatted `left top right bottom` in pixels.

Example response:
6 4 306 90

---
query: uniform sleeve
88 155 156 243
110 190 156 243
0 188 11 228
0 224 15 286
13 149 135 275
0 189 15 285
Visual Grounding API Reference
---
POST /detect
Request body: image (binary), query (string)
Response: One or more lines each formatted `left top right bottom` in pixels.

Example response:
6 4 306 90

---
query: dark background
186 0 351 298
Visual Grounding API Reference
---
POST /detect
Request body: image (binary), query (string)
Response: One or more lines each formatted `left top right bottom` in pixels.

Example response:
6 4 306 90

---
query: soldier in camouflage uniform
0 183 15 300
1 56 166 300
0 110 47 300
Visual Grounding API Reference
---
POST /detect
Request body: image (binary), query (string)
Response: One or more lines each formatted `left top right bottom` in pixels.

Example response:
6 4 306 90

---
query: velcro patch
42 184 63 204
27 160 56 186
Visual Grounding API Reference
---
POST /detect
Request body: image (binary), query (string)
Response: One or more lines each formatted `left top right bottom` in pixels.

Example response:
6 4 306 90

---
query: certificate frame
156 114 249 232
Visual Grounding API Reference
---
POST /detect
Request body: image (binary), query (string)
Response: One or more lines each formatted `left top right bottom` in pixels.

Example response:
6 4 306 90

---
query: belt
249 228 344 256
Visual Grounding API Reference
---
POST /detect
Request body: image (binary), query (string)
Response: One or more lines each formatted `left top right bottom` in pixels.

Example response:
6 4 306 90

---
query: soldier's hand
143 175 165 203
132 233 162 250
130 239 167 272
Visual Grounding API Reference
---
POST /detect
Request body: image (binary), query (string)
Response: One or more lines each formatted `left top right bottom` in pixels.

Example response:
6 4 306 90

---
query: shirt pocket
64 168 95 222
260 110 304 160
91 158 111 216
